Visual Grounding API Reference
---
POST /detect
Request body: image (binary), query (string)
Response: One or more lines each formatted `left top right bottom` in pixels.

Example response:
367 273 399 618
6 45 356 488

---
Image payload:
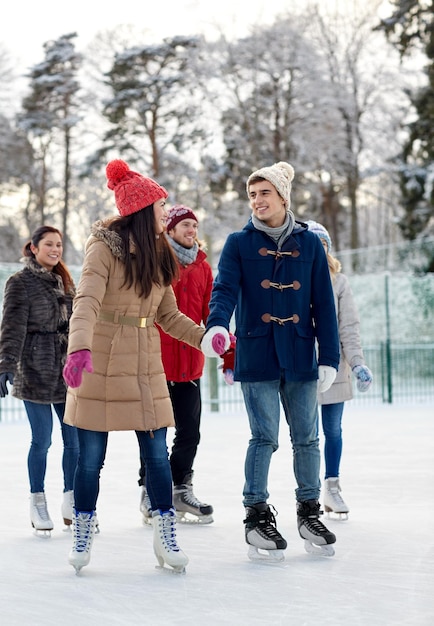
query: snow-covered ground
1 401 433 626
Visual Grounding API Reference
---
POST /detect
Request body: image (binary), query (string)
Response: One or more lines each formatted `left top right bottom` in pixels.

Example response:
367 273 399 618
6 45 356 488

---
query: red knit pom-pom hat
106 159 168 217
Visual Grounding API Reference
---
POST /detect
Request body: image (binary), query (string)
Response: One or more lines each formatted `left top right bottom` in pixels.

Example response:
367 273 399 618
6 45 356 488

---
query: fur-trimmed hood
89 219 126 261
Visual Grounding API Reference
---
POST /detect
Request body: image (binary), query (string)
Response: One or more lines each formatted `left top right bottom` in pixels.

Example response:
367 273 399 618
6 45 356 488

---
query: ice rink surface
1 401 433 625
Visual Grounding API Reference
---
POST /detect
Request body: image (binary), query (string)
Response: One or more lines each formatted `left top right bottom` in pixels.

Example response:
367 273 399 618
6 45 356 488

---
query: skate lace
182 486 207 509
160 511 180 552
329 488 346 507
248 505 282 540
73 512 95 553
304 514 329 535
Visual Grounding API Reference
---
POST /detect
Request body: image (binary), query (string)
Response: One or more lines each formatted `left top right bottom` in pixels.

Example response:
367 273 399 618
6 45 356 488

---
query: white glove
318 365 337 393
201 326 231 358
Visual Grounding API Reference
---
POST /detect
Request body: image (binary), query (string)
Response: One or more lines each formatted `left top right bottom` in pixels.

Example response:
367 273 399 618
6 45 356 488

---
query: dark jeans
24 400 79 494
76 427 172 512
138 379 201 487
320 402 345 479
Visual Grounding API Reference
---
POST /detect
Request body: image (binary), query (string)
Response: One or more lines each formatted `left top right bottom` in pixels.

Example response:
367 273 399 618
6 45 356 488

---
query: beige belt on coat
98 310 155 328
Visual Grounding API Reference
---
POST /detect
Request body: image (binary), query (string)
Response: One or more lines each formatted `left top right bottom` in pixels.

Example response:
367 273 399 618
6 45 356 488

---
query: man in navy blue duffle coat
202 161 340 561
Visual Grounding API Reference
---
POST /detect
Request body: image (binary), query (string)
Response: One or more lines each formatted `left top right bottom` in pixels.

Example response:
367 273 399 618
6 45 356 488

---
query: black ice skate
297 500 336 557
173 472 214 524
244 503 287 563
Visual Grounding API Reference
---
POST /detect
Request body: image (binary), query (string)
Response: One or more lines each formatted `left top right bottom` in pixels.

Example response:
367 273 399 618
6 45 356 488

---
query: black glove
0 372 14 397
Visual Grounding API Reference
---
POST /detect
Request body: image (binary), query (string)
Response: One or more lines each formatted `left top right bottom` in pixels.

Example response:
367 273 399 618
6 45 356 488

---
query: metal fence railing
1 342 433 423
201 342 434 412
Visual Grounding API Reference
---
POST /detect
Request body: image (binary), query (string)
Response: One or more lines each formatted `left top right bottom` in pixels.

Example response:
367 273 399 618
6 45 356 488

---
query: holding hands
201 326 231 358
220 334 236 385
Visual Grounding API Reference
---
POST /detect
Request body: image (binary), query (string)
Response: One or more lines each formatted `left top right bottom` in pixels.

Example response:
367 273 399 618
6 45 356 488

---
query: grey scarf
167 235 199 266
252 210 295 248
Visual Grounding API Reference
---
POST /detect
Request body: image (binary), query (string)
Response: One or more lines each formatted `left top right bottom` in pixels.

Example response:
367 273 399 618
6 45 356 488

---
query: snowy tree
96 35 208 193
210 14 347 225
207 7 406 255
377 0 434 245
17 33 82 255
305 1 409 252
0 44 15 116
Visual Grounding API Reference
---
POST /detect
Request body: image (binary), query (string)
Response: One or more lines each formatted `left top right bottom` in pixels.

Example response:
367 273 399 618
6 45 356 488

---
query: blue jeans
241 378 320 505
74 427 172 512
24 400 79 494
320 402 344 479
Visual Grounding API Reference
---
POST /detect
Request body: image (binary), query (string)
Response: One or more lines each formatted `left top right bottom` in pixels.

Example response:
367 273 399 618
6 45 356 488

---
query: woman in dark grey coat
0 225 78 535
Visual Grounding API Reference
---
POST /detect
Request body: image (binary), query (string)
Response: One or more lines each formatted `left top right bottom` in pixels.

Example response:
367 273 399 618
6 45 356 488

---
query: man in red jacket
139 205 214 523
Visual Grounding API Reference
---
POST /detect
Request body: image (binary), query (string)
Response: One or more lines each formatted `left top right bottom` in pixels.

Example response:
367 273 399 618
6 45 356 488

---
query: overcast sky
2 1 394 76
2 0 298 73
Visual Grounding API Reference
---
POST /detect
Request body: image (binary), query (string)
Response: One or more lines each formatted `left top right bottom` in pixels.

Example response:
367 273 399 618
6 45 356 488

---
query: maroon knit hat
166 204 198 232
106 159 168 217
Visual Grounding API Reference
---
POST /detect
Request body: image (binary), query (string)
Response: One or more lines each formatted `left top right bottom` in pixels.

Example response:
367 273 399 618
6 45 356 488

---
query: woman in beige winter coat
307 221 373 519
63 160 207 575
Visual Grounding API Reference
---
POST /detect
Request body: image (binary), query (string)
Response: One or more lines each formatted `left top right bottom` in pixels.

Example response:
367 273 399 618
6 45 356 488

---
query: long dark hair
23 225 75 293
109 207 178 298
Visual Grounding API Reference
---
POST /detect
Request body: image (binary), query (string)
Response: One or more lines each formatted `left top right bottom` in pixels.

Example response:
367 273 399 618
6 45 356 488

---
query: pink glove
201 326 230 358
212 333 228 356
63 350 93 388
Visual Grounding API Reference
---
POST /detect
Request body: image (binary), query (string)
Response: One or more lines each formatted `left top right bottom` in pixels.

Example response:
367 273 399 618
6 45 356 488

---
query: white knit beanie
246 161 295 208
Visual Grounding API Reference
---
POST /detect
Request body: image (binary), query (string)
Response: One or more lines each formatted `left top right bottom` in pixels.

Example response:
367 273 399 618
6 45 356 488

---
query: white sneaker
61 490 74 527
324 478 349 517
152 508 188 573
69 510 97 573
30 492 53 534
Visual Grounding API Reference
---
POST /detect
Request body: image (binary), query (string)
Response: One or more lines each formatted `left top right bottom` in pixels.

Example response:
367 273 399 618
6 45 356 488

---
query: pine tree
18 33 82 254
377 1 434 242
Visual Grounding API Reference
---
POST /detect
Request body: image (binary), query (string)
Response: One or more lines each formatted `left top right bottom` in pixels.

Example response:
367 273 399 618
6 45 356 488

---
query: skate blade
247 545 285 563
303 540 335 557
175 511 214 525
142 515 153 526
325 511 349 521
32 527 52 538
155 565 186 575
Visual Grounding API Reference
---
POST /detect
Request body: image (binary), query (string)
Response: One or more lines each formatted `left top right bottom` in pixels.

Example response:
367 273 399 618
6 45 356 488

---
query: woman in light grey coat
307 221 372 519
